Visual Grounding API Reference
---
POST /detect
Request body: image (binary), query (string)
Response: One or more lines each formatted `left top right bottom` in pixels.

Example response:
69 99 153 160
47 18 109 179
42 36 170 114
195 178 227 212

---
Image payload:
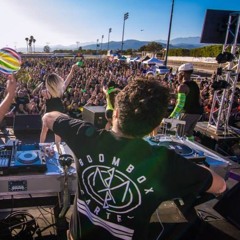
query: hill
17 37 206 52
81 37 205 50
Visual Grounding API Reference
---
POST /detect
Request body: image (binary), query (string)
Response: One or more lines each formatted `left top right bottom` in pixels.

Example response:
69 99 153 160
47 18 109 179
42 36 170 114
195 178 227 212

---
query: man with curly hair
43 78 226 240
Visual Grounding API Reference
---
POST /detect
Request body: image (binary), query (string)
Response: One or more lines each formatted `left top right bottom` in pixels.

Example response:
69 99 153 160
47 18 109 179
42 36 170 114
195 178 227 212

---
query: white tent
142 57 164 65
130 56 141 62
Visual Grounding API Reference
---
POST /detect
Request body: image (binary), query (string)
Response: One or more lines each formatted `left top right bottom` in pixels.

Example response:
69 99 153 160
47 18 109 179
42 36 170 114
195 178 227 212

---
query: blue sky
0 0 239 49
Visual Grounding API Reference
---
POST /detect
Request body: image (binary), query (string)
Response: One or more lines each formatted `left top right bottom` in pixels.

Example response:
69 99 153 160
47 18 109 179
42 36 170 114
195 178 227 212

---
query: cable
28 194 57 235
1 210 38 239
36 223 56 235
155 209 165 240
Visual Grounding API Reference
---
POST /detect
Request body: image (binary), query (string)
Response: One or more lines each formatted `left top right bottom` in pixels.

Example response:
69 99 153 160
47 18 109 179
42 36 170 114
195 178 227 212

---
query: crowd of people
0 56 240 130
0 56 230 239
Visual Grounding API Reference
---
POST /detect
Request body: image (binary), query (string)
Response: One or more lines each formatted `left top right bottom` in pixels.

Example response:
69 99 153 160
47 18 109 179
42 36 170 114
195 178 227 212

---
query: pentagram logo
82 165 141 214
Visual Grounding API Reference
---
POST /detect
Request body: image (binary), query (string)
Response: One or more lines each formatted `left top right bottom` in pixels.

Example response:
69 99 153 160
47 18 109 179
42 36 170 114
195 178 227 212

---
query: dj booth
0 133 239 239
0 135 230 202
0 141 77 219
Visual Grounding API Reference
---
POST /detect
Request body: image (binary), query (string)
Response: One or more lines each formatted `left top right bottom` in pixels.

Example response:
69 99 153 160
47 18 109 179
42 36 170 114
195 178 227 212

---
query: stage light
211 80 230 91
216 52 235 64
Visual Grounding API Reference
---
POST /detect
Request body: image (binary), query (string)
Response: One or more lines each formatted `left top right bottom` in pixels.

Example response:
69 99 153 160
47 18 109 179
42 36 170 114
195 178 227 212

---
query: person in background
15 89 30 114
40 64 78 152
102 80 121 130
169 63 203 139
68 101 82 119
15 103 29 115
43 78 226 240
0 75 17 124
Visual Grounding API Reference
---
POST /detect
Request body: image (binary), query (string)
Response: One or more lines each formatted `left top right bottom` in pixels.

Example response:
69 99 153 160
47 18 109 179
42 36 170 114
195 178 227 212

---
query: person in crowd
169 63 203 139
68 101 82 119
40 64 78 152
15 89 30 113
43 78 226 240
15 103 29 115
0 75 17 124
27 99 41 115
1 56 237 131
103 80 121 130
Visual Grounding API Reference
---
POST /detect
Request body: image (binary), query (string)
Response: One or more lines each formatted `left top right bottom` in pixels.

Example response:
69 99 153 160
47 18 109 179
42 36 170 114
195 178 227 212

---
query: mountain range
19 37 206 52
79 37 205 51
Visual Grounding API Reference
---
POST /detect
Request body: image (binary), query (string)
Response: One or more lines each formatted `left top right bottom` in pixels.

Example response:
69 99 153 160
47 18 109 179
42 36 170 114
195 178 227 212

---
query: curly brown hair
115 78 170 137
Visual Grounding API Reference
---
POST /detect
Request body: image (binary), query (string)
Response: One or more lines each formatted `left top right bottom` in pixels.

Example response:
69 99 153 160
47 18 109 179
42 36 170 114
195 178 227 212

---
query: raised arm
63 64 78 91
102 85 107 94
0 75 17 123
32 82 44 95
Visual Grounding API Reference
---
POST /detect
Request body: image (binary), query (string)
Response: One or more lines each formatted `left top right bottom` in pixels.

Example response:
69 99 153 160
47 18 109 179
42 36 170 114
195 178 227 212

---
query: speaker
82 106 107 129
13 114 42 133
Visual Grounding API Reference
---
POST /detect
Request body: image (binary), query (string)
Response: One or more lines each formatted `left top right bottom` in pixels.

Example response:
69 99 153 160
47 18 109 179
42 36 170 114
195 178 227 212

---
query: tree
145 42 163 52
32 38 36 52
139 45 147 52
25 37 29 53
29 35 34 53
138 42 163 54
43 45 51 53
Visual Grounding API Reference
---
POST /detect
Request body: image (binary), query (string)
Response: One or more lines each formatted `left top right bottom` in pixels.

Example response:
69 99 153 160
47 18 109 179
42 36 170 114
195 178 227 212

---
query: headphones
58 154 74 167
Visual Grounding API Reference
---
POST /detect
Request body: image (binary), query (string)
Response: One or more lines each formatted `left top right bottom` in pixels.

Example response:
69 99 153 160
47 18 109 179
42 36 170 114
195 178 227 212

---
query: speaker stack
82 106 107 129
13 114 42 134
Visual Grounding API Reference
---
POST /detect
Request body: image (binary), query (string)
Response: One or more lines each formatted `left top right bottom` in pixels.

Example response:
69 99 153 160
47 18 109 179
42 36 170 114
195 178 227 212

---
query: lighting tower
208 12 240 134
121 12 129 53
108 28 112 51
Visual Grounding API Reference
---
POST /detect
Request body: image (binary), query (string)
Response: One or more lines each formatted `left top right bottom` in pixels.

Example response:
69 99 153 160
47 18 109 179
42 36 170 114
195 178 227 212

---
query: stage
194 121 240 159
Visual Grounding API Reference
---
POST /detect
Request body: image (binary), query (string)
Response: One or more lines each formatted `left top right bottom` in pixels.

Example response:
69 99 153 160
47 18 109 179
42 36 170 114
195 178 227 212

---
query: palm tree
29 35 34 53
25 37 29 53
33 38 36 53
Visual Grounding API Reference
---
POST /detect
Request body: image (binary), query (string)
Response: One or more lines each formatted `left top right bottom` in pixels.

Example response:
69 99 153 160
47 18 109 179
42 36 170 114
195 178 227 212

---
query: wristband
170 93 186 118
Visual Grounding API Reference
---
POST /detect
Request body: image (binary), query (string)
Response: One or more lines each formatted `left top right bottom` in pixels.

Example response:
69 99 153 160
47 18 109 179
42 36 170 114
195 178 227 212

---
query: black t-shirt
53 116 212 240
45 97 64 113
183 81 203 114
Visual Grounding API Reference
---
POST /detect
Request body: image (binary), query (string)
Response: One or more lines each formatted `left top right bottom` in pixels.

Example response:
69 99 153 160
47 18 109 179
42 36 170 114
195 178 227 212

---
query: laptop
213 182 240 230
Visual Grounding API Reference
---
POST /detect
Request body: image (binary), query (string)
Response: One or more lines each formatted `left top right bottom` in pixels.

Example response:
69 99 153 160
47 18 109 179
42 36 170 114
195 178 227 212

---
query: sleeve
169 93 186 118
52 115 97 151
162 150 213 199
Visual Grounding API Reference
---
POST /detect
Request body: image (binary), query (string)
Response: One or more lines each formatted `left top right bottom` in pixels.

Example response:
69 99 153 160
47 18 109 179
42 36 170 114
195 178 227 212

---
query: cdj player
145 135 230 169
0 140 47 175
147 135 207 164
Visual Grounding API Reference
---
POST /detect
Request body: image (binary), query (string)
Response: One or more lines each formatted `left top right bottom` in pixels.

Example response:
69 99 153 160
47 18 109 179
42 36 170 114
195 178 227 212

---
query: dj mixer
0 141 47 176
0 141 77 197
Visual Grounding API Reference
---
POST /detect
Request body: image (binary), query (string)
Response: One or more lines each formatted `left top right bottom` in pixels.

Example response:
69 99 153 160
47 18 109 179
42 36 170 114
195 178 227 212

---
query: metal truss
208 12 240 134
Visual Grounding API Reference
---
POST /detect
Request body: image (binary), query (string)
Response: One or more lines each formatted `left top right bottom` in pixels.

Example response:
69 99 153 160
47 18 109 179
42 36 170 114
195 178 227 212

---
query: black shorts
105 109 113 120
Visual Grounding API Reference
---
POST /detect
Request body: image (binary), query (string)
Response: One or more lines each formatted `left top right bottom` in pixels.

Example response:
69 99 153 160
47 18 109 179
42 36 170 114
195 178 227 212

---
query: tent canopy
139 55 150 62
142 57 164 65
130 56 140 62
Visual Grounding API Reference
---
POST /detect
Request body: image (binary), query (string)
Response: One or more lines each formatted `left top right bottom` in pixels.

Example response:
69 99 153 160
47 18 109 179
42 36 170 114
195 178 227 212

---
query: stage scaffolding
208 12 240 134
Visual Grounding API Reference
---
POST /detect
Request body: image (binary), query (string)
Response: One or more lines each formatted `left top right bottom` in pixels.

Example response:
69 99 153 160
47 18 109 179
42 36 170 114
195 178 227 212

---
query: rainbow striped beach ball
0 47 21 74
